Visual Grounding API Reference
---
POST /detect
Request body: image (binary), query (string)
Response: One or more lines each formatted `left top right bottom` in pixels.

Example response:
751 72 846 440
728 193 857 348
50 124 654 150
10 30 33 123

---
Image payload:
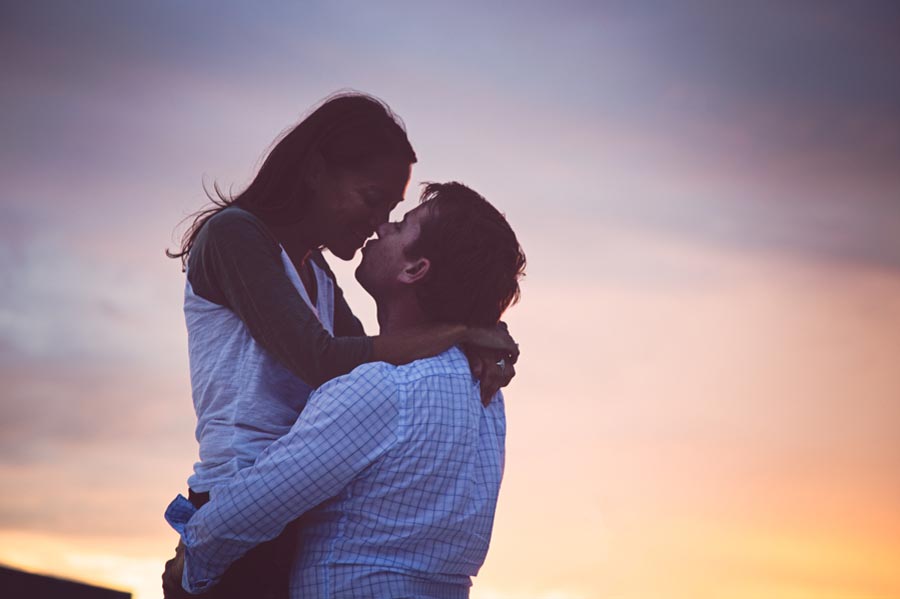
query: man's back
292 347 506 597
172 347 505 599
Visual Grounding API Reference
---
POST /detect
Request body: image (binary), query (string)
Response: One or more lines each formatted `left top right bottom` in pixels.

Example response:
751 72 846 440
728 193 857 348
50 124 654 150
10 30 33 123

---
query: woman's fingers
462 343 518 406
480 353 517 406
502 360 516 387
162 540 189 599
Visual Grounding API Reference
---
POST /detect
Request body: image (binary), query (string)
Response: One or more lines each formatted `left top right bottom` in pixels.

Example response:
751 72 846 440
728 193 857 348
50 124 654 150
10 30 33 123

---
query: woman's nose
375 222 391 238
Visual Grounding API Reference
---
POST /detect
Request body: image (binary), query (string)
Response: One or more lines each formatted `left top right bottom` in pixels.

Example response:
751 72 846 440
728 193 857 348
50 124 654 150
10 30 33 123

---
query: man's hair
405 182 526 327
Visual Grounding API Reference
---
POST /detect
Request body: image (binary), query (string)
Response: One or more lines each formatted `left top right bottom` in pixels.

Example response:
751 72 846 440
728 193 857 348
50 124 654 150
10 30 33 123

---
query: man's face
355 202 433 297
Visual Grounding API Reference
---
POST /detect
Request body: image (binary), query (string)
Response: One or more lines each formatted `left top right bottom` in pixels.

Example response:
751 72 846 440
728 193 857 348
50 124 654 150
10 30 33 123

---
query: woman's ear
399 257 431 284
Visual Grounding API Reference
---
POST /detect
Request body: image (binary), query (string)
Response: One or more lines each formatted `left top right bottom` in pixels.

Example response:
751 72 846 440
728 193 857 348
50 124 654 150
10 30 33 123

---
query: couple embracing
162 92 526 598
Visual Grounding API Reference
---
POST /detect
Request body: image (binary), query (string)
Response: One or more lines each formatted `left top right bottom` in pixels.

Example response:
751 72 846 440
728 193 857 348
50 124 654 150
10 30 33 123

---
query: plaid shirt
166 347 506 598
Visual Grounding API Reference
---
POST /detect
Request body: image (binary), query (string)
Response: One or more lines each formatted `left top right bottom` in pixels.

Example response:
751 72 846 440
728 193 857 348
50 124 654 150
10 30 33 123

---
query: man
164 182 526 598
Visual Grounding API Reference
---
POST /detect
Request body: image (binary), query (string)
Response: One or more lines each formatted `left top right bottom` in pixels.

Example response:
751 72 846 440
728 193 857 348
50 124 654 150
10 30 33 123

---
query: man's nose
375 222 391 238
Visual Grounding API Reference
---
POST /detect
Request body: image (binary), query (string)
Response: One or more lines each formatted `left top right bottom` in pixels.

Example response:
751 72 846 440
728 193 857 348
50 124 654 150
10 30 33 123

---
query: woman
163 92 517 598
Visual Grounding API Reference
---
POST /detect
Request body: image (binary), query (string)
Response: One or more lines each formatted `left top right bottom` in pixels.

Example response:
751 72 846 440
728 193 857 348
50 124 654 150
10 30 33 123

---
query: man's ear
399 257 431 284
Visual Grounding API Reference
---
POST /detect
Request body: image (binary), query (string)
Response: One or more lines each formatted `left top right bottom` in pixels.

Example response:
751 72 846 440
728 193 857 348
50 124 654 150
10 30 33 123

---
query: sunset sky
2 2 899 598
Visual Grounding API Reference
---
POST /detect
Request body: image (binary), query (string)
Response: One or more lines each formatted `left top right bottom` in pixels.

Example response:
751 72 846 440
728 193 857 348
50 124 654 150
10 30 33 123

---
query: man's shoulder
394 347 472 384
308 348 471 409
347 360 400 384
311 361 401 407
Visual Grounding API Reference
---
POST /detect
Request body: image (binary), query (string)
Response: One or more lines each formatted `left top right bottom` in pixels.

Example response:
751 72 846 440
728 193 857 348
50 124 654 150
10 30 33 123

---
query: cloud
0 7 898 599
473 589 587 599
4 1 899 276
0 233 183 363
0 530 175 599
0 351 194 538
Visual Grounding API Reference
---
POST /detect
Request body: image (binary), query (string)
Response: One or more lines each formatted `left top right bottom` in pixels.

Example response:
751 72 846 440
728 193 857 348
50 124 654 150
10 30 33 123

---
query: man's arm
175 363 400 594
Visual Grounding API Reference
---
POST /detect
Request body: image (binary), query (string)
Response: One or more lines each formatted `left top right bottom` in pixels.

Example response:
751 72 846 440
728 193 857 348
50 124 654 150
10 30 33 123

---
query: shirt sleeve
179 363 401 594
187 208 373 387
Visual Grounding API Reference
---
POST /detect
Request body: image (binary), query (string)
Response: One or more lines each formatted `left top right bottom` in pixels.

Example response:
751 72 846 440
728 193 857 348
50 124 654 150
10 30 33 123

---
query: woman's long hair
167 91 417 269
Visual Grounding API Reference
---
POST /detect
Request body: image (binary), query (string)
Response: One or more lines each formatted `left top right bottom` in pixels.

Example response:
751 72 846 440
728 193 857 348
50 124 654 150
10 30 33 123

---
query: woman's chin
329 245 358 261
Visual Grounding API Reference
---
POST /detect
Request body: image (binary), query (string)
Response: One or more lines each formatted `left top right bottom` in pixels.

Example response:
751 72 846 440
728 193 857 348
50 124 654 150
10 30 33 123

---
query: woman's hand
463 323 519 406
162 540 192 599
464 322 519 362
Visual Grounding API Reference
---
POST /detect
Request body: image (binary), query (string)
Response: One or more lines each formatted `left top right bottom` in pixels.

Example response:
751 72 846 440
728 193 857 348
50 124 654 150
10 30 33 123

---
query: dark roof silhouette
0 565 131 598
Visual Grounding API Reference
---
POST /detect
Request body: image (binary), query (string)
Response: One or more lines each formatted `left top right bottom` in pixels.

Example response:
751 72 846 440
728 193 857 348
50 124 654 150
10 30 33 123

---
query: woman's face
308 155 412 260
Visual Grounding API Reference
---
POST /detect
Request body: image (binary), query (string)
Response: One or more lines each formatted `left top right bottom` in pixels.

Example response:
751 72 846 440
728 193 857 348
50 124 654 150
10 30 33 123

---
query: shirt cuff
164 494 197 536
183 564 215 595
165 494 218 594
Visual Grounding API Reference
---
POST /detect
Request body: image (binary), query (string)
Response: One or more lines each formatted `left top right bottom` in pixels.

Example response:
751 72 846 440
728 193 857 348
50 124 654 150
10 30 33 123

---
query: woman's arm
191 209 516 388
316 252 499 368
314 250 519 375
371 323 468 364
189 209 372 388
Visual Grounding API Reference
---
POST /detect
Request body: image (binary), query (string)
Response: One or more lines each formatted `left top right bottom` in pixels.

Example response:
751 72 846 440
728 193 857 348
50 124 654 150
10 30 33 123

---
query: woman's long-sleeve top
183 207 373 493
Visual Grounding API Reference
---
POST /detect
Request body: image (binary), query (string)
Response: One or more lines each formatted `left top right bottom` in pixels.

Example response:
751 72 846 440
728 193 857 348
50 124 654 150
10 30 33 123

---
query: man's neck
376 294 428 335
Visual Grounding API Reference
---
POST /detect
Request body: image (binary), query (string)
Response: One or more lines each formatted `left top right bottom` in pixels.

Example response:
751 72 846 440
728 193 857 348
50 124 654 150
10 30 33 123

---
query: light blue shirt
166 347 506 598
